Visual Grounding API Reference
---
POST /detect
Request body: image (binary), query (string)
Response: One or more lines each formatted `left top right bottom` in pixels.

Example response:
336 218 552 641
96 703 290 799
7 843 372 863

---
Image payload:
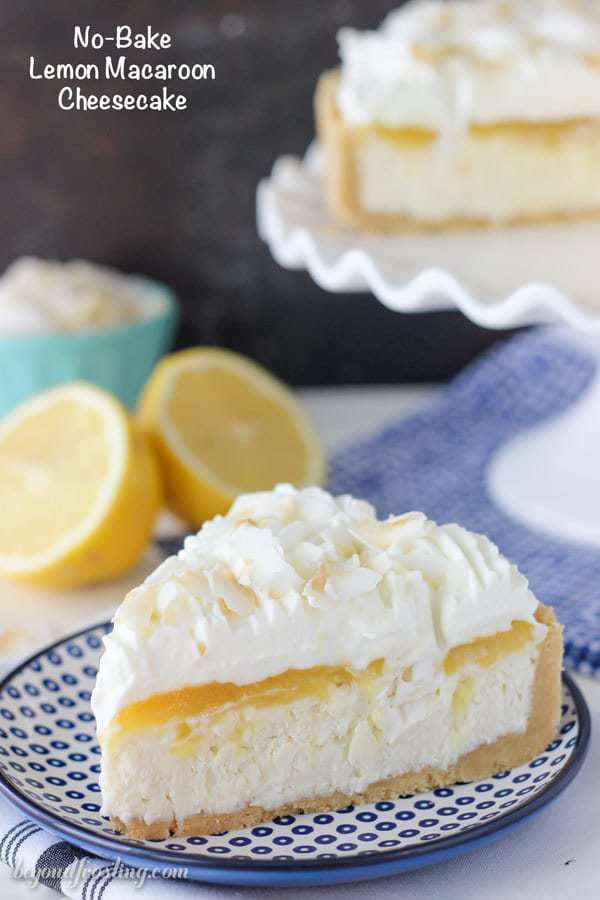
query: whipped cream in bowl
0 257 178 417
0 257 168 336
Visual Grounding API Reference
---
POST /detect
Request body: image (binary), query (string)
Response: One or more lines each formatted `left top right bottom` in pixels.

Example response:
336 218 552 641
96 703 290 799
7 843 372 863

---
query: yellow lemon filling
371 119 592 150
444 620 534 676
104 659 385 746
451 676 475 726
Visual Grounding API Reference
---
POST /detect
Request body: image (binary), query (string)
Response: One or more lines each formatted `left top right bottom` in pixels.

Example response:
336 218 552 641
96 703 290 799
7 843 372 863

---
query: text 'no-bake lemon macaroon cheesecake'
316 0 600 230
92 485 563 838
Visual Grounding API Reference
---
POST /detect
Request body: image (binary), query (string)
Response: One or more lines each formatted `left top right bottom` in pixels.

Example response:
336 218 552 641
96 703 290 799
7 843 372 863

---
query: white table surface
1 385 598 899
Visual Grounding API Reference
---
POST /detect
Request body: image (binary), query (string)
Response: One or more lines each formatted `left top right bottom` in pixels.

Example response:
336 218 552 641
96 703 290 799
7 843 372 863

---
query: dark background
1 0 515 385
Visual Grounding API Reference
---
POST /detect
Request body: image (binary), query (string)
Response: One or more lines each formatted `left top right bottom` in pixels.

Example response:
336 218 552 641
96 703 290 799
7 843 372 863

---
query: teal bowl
0 279 178 418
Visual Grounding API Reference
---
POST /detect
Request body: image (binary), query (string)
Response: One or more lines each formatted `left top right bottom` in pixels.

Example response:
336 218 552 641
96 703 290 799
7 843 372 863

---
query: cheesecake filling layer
356 122 600 221
100 639 542 827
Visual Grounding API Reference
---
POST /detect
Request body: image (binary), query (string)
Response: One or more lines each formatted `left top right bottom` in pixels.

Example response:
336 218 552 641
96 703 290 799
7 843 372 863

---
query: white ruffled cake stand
257 146 600 547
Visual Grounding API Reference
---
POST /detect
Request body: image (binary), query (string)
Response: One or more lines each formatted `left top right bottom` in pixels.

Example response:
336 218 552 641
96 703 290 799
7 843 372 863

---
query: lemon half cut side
138 348 326 525
0 382 161 589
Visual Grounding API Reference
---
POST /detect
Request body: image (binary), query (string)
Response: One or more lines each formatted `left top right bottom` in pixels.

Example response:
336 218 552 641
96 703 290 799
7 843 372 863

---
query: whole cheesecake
92 484 562 838
316 0 600 230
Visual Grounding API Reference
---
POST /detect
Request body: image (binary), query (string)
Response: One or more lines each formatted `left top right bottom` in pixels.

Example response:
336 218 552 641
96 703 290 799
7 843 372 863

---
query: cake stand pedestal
257 147 600 547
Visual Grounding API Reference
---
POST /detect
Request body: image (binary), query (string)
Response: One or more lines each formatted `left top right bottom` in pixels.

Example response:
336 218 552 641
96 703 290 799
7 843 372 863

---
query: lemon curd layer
105 658 385 742
444 620 533 676
104 620 534 744
370 119 595 150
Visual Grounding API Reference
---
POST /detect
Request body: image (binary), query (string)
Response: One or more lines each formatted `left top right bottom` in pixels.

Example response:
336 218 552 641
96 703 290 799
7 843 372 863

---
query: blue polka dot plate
0 623 590 887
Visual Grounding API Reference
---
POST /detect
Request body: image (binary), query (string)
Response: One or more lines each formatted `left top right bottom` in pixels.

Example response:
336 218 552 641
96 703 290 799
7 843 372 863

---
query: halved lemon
0 383 161 589
138 348 326 525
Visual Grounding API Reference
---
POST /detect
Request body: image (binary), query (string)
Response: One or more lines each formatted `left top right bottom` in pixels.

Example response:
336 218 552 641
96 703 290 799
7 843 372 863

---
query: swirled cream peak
92 485 539 731
336 0 600 129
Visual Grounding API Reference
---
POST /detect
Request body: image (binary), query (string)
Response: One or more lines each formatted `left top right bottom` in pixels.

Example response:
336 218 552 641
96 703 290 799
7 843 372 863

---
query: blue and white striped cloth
0 803 194 898
330 328 600 678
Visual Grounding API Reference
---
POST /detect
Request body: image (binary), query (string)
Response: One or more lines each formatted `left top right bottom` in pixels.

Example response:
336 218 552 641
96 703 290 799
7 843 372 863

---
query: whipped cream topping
0 257 167 335
336 0 600 129
92 485 539 733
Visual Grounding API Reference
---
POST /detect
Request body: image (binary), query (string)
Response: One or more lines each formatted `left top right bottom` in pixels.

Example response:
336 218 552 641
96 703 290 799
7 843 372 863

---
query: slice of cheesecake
316 0 600 230
92 485 562 839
